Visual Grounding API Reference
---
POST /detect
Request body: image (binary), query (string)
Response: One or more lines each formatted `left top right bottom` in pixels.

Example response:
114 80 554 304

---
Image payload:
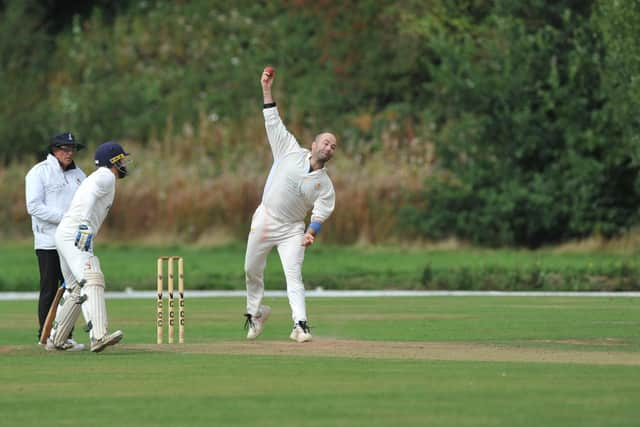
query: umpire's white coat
245 106 335 323
25 154 86 249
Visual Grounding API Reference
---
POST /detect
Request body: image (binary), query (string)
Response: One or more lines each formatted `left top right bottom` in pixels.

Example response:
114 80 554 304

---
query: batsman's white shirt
245 107 335 323
55 167 115 283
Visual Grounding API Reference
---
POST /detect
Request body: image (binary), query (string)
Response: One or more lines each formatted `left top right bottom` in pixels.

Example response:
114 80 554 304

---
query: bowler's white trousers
245 204 307 323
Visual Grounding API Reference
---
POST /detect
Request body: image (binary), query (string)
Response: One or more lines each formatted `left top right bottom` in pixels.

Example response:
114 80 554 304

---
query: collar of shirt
305 152 312 173
47 153 77 172
306 152 326 174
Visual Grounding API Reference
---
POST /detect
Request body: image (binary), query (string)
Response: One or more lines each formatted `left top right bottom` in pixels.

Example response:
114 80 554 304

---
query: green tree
0 0 52 162
595 0 640 166
400 0 640 246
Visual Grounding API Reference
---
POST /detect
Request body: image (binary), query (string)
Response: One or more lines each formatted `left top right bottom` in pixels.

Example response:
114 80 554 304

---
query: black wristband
263 102 276 109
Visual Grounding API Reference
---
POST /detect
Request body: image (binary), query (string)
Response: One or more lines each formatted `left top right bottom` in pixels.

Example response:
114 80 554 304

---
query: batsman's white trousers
55 226 94 288
245 204 307 323
54 227 93 327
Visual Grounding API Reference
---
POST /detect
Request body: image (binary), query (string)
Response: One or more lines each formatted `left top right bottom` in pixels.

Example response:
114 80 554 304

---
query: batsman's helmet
49 132 84 152
94 141 130 178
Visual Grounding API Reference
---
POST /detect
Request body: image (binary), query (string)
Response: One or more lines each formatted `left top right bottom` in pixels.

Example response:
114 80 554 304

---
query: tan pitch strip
156 256 185 344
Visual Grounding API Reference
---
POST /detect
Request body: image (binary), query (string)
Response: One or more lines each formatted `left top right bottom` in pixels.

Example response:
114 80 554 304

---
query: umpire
25 132 86 350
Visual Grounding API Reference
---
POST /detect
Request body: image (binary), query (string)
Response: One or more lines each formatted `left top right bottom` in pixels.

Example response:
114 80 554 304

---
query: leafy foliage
0 1 53 161
1 0 639 246
399 0 640 246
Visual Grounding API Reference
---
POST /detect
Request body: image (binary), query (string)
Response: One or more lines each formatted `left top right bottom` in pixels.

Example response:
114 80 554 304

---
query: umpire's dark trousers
36 249 63 338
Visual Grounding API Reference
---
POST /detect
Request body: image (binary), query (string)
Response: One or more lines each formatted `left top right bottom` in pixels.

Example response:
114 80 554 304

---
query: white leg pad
84 271 108 341
80 287 90 325
51 285 83 347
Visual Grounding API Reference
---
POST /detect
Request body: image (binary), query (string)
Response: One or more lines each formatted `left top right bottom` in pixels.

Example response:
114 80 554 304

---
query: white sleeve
263 107 301 160
25 168 64 224
310 181 335 224
93 170 113 198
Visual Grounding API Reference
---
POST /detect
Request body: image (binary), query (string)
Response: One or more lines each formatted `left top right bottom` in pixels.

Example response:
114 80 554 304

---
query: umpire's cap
49 132 84 152
94 141 129 167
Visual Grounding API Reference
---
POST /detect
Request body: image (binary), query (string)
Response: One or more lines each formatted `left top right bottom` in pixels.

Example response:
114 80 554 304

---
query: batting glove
74 223 94 252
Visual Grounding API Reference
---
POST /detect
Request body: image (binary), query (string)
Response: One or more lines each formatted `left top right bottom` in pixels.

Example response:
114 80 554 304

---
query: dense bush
420 261 640 292
398 0 640 246
0 1 53 161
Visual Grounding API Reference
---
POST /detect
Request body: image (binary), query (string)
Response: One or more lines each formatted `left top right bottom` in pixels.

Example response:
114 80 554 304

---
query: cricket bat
39 284 65 345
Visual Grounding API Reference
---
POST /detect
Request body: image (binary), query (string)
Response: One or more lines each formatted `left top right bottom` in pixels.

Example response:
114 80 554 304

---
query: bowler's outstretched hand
302 232 315 247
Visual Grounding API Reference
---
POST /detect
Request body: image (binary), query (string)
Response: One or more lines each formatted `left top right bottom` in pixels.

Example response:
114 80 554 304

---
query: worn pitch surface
2 339 638 366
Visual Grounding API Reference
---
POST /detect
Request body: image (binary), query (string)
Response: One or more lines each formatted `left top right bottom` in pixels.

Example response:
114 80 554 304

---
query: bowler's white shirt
57 167 115 238
262 107 335 224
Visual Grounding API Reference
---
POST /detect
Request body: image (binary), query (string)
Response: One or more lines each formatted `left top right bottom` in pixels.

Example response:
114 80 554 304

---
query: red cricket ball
265 66 275 76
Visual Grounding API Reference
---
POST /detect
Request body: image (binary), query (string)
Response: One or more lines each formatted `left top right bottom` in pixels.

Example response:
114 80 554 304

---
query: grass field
1 296 639 427
1 241 637 291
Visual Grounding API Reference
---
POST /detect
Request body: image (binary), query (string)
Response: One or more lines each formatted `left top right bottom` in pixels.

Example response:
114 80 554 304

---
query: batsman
46 141 130 353
243 66 337 342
